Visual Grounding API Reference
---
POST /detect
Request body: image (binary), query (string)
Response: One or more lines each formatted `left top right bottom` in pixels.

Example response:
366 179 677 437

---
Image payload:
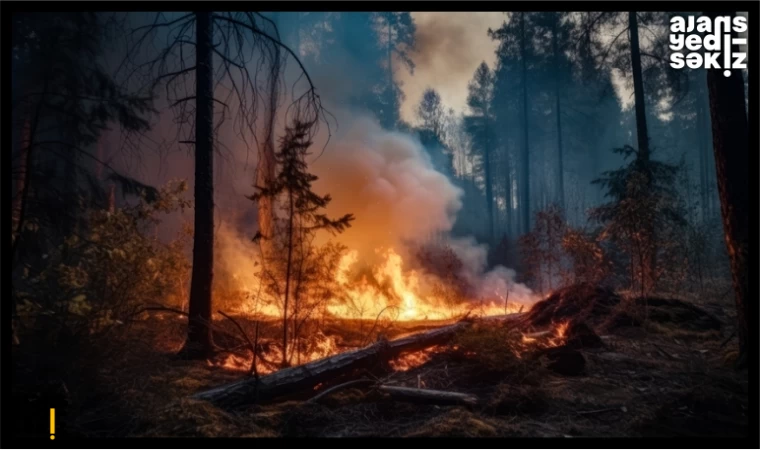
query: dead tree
120 12 329 358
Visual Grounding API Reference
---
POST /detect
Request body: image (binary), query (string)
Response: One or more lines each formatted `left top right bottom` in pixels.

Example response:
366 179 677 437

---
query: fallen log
377 385 478 406
192 321 470 408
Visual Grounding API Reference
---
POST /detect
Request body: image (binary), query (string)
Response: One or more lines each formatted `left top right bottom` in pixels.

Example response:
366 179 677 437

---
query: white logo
669 15 747 77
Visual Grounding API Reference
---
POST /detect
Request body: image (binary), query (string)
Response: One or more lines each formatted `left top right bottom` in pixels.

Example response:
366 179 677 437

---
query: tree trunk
503 152 512 237
552 19 565 211
63 140 79 236
696 70 710 222
96 136 117 211
95 134 104 180
12 114 32 339
388 12 393 90
257 12 281 259
628 11 655 292
520 13 531 234
282 188 294 368
13 117 31 231
181 11 215 359
12 76 48 265
484 130 495 244
705 12 748 369
192 322 471 408
628 11 649 160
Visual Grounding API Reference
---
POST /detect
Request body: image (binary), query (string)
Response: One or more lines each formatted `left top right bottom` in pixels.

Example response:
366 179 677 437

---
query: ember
388 346 446 372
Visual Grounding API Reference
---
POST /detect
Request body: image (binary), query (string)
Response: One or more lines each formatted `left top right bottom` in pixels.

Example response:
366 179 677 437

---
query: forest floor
12 285 750 439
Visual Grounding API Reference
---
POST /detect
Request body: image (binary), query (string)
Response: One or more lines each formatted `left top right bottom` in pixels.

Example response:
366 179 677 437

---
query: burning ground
12 284 748 439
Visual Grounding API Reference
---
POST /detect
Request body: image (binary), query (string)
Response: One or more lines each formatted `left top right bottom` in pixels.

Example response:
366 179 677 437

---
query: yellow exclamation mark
50 408 55 440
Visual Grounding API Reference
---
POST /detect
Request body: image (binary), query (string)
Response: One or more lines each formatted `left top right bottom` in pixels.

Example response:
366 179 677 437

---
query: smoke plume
310 112 536 306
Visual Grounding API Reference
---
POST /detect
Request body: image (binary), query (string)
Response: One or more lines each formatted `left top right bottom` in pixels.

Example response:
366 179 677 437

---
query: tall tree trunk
503 147 513 237
702 71 717 218
282 188 295 368
182 11 215 359
629 12 649 160
484 131 495 244
696 69 711 222
520 13 531 234
257 13 282 259
628 11 655 292
13 77 48 344
705 12 748 369
552 19 565 211
95 134 104 180
13 117 31 231
96 136 116 211
63 142 79 236
12 77 48 266
388 12 393 89
12 114 32 341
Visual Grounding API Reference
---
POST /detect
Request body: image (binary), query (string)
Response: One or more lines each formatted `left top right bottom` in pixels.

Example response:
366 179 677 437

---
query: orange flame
519 321 571 350
225 247 530 322
388 346 444 372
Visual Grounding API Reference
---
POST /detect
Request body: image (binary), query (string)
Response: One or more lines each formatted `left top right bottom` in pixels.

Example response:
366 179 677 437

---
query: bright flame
209 223 536 370
388 346 445 372
325 248 527 321
519 321 571 350
555 321 569 339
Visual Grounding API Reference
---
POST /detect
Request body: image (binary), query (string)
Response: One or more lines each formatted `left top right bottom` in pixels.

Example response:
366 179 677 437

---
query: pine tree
591 146 686 296
11 13 155 332
416 89 454 176
464 62 497 243
250 121 354 367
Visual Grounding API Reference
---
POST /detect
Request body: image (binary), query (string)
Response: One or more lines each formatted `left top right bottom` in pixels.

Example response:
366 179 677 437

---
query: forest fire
219 243 530 323
326 248 526 321
210 332 345 374
9 7 749 440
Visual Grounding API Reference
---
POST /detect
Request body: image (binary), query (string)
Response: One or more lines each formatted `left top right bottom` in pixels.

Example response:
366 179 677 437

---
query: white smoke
311 115 463 261
311 113 536 307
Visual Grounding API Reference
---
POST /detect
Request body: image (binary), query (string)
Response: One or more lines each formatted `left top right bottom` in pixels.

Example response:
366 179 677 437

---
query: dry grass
11 285 750 439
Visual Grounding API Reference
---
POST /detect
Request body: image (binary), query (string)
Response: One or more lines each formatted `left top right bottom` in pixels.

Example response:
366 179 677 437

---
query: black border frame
2 1 758 448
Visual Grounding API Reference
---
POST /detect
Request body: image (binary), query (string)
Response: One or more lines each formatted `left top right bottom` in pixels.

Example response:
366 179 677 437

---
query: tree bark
257 13 281 259
282 187 294 367
181 11 215 359
628 11 649 160
96 135 117 211
484 130 495 243
503 151 512 237
628 11 656 292
388 12 393 90
552 18 565 211
705 11 748 369
13 117 31 231
192 322 469 408
696 70 711 222
520 13 531 234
